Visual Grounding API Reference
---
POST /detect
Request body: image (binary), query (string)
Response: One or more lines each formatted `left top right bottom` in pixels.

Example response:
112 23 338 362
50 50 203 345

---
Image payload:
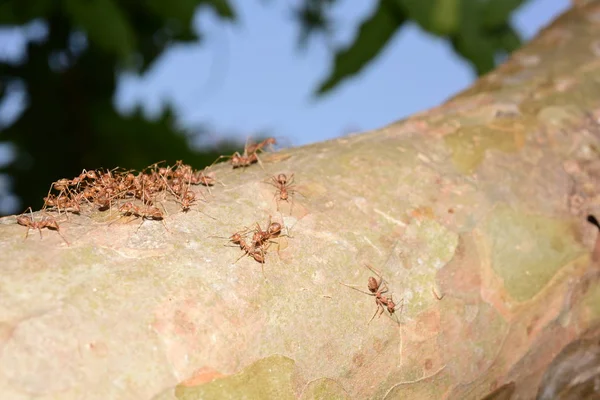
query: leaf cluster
305 0 527 94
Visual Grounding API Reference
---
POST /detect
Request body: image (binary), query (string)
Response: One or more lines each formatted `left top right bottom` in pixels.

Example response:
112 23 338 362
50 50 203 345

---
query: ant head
265 138 277 146
367 277 379 292
268 222 282 236
87 170 98 180
276 174 287 184
230 233 243 243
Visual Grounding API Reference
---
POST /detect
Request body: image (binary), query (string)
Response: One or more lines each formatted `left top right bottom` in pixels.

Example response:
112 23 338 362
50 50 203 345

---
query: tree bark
3 2 600 399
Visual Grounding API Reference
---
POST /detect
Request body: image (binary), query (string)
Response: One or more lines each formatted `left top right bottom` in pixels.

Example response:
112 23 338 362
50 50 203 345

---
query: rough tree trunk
3 2 600 400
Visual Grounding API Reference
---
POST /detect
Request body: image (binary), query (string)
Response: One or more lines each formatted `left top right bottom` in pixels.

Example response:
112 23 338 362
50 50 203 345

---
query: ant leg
208 154 234 169
379 282 389 295
253 153 266 172
108 213 131 226
161 218 171 233
134 218 145 235
157 203 171 233
364 263 384 278
233 247 251 264
339 282 376 296
273 192 280 211
258 246 268 280
54 229 70 246
368 304 384 324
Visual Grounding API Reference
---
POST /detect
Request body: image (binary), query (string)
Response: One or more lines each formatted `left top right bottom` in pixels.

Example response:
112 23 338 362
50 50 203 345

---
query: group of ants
11 136 441 324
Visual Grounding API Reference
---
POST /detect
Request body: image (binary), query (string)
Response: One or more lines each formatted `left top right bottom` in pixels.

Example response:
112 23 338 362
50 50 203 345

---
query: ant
245 137 277 155
210 216 290 278
210 137 276 171
229 230 268 265
250 218 284 249
114 202 169 232
16 207 70 245
265 173 299 213
340 264 402 324
209 227 270 277
119 202 164 220
43 193 81 216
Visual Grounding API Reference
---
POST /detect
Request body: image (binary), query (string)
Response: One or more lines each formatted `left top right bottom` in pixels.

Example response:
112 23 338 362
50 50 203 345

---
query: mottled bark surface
3 2 600 400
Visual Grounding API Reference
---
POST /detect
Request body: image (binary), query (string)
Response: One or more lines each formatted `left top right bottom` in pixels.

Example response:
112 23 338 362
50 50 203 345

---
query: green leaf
146 0 202 25
451 32 496 76
483 0 529 30
63 0 135 59
205 0 236 19
493 23 522 54
316 0 406 95
399 0 435 30
430 0 461 35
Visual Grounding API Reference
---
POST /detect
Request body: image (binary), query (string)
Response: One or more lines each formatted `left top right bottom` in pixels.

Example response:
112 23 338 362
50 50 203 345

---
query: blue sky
116 0 570 148
0 0 572 213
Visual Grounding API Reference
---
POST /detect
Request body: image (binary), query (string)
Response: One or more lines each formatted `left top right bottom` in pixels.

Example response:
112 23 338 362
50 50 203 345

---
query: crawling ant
114 202 169 233
210 137 277 171
193 169 216 187
210 149 257 171
265 173 300 213
119 202 164 220
230 230 268 265
210 216 290 278
177 190 197 212
232 152 259 169
210 227 270 277
245 137 277 155
16 207 70 245
250 218 284 249
43 194 81 216
340 264 402 324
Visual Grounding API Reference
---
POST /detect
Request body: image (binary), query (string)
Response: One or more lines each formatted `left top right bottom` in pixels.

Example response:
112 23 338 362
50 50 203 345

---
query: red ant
245 137 277 155
114 202 169 232
341 264 402 324
210 137 276 171
16 207 70 245
119 202 164 220
209 227 270 277
265 173 300 213
210 216 290 278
